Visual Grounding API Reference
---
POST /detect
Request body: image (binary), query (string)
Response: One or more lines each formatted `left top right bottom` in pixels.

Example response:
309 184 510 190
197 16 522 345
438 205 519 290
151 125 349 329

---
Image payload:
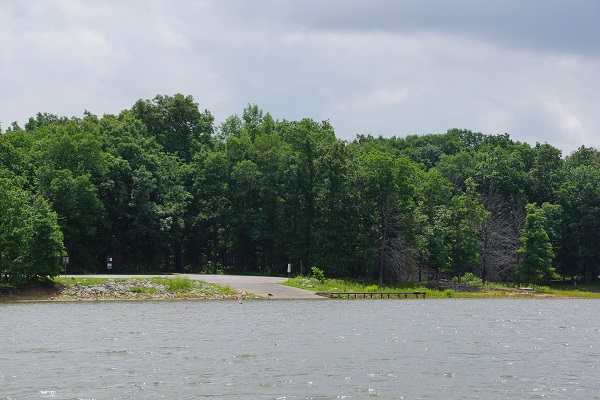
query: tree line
1 94 599 285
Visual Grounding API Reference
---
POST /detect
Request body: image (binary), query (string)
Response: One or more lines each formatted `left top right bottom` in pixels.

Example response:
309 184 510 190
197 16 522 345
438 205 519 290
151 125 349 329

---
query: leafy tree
355 150 419 285
528 143 562 204
473 146 528 215
0 133 25 178
33 118 108 181
443 179 488 282
277 119 333 271
0 178 27 282
37 169 107 272
517 203 554 284
0 178 64 283
22 196 65 280
131 93 214 161
228 159 262 271
251 132 289 273
416 168 453 280
436 151 475 190
189 149 231 270
555 147 600 282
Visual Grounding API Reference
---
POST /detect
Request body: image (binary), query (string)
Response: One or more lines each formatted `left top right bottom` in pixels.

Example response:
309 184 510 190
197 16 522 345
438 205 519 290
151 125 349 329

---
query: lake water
1 299 598 399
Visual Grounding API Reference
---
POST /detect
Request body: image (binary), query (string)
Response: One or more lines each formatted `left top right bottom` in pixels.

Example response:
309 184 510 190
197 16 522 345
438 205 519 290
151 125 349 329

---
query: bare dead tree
376 197 417 286
476 191 524 282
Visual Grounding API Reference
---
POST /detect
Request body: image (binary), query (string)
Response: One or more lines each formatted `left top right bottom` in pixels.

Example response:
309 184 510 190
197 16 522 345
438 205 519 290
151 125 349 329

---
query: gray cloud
227 0 600 55
1 0 599 155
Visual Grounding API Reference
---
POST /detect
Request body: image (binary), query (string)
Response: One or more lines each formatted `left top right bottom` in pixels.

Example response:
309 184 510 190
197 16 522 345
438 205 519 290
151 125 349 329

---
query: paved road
69 274 323 299
185 274 323 299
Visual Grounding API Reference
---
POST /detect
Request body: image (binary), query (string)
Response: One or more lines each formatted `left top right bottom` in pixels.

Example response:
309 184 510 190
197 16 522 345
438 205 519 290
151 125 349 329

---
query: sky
2 0 599 155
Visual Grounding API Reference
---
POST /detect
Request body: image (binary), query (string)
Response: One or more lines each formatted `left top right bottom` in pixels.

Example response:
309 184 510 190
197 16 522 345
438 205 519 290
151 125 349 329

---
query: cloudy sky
2 0 599 155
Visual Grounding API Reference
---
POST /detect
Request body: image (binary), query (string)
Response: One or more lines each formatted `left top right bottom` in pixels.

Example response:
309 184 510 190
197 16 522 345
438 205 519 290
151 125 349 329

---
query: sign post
287 263 292 278
62 256 69 279
106 257 113 273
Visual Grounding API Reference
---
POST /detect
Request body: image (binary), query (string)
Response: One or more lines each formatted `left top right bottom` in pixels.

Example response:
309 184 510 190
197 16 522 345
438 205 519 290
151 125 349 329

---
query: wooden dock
316 291 426 299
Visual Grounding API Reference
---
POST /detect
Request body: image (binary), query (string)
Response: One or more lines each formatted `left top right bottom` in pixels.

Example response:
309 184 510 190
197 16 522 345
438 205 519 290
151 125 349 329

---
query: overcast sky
2 0 599 155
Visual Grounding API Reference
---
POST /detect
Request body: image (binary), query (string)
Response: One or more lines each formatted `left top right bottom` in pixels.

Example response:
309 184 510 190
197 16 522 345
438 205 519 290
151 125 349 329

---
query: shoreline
0 278 244 303
2 275 599 303
1 287 595 303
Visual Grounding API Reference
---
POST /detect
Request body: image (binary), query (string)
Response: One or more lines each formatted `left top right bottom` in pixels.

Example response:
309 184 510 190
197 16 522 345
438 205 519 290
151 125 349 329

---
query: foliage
0 178 64 284
4 94 600 286
311 267 326 283
517 203 555 284
458 272 483 285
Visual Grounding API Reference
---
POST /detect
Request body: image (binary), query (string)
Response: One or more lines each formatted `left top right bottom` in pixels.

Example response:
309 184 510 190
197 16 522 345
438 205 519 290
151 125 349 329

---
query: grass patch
53 277 108 287
283 276 600 299
146 276 195 291
130 286 157 294
165 276 194 291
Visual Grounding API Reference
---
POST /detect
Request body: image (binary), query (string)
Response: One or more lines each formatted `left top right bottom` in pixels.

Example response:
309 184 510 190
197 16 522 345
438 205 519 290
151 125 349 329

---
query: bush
461 272 483 285
311 267 326 283
444 289 455 298
452 272 482 285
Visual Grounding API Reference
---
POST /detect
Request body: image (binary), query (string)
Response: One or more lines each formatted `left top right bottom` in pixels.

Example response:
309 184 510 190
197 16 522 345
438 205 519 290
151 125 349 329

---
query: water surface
1 299 598 399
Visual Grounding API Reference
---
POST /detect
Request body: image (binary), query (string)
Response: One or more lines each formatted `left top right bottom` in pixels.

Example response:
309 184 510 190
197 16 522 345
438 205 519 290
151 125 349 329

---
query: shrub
452 272 483 285
311 267 326 283
444 289 455 298
461 272 483 285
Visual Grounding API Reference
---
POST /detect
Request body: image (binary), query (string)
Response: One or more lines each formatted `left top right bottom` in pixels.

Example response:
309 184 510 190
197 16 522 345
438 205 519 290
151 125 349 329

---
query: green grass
283 276 600 299
53 277 108 287
130 286 157 294
284 276 438 296
161 276 195 291
145 276 238 296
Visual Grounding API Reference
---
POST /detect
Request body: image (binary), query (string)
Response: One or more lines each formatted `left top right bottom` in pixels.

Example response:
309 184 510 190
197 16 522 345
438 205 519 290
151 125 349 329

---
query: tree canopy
2 94 599 284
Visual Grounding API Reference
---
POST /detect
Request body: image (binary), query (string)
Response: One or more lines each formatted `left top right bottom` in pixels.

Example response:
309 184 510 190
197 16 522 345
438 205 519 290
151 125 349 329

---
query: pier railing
316 291 426 299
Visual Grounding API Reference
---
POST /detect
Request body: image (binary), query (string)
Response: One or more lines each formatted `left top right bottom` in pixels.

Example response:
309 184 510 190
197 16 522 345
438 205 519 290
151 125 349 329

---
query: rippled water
1 299 599 399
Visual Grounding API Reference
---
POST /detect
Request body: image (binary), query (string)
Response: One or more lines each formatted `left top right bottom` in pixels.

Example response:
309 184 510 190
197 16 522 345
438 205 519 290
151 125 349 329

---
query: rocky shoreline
1 278 245 302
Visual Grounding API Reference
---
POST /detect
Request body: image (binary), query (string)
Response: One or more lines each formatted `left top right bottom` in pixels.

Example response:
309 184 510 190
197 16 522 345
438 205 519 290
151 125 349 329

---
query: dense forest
1 94 599 285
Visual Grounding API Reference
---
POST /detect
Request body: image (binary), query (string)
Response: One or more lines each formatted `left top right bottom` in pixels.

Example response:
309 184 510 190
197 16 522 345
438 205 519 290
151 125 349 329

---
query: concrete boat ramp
186 274 323 299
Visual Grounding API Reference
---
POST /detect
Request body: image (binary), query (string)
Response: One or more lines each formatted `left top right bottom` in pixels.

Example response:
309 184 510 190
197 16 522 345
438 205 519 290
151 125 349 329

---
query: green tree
529 143 562 204
355 150 419 285
189 149 231 270
37 169 107 272
414 168 453 281
0 178 64 283
517 203 554 285
555 147 600 282
443 179 488 282
22 196 65 280
131 94 214 161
